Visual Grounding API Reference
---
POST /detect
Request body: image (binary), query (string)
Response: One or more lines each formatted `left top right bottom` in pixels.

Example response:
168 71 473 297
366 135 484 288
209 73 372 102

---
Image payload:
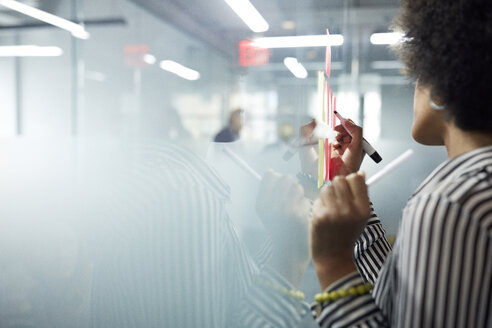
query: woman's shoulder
403 164 492 234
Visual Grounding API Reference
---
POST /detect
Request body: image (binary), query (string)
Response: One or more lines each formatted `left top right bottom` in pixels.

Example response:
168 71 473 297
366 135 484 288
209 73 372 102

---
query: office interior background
0 0 449 325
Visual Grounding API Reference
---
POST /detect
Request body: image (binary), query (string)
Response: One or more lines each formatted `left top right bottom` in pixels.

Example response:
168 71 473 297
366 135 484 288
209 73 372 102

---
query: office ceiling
129 0 401 58
0 0 61 24
126 0 403 81
0 0 403 77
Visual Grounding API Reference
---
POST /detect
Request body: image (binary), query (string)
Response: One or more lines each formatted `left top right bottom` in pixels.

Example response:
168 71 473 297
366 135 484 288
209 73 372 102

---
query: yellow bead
348 287 358 296
330 291 340 300
356 285 366 295
365 283 373 291
315 294 323 302
339 289 348 298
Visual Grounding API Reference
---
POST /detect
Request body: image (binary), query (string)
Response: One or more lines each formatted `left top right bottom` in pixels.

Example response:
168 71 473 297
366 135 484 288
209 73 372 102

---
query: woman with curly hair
310 0 492 327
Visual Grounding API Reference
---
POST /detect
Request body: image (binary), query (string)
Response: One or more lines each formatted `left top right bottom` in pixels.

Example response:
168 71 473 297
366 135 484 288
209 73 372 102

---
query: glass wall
0 0 448 326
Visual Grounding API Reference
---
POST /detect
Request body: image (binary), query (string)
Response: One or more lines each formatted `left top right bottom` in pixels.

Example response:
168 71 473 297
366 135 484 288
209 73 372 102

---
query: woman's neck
444 123 492 158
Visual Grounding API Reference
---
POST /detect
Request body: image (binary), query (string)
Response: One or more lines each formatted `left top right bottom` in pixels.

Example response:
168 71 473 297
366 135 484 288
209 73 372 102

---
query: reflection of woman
311 0 492 327
89 142 261 327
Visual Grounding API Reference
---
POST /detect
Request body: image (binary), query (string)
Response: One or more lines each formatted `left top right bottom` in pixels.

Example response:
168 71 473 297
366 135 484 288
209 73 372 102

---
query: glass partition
0 1 448 326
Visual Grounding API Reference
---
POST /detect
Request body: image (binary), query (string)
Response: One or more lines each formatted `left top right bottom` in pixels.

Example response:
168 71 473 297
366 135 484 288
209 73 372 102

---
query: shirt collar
411 145 492 198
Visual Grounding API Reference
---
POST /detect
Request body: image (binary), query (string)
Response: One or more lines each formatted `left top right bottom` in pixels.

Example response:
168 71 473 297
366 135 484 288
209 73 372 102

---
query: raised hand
331 120 365 177
310 172 370 289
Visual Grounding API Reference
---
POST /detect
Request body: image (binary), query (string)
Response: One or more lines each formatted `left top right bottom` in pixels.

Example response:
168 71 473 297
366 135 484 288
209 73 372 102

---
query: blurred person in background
214 108 244 142
309 0 492 327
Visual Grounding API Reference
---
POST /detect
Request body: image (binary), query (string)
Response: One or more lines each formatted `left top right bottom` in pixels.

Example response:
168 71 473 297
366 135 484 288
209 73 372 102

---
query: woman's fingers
317 172 368 219
310 172 370 265
300 119 316 138
333 124 349 135
331 176 354 202
346 172 370 216
320 184 336 207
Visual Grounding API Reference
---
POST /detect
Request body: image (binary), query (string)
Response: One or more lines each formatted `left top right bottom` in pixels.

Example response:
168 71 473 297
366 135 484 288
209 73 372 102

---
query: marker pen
334 111 382 163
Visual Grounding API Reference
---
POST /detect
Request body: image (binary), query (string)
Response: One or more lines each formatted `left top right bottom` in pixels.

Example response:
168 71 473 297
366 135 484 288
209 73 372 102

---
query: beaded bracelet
314 282 373 303
253 275 305 301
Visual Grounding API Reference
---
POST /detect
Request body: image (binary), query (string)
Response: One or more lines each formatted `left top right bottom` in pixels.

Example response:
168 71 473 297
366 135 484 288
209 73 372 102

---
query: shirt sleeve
313 194 492 328
238 267 314 328
353 202 392 284
253 235 273 268
312 272 389 328
309 203 393 328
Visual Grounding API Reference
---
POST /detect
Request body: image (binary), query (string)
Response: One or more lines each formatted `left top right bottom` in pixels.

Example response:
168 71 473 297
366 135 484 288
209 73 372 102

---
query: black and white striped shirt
89 141 260 327
238 205 392 327
315 145 492 327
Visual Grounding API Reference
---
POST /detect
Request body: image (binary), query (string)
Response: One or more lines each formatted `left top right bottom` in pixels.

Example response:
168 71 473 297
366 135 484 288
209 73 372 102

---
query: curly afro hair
392 0 492 132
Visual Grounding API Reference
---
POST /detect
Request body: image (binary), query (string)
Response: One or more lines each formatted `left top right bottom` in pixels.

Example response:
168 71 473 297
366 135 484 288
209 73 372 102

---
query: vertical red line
325 28 333 183
325 82 330 182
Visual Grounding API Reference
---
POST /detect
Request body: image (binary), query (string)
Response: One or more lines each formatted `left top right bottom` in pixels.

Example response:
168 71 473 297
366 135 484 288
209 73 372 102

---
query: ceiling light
283 57 308 79
253 34 344 48
0 0 90 39
0 45 63 56
370 32 404 45
143 54 156 65
224 0 269 33
281 20 295 30
159 60 200 81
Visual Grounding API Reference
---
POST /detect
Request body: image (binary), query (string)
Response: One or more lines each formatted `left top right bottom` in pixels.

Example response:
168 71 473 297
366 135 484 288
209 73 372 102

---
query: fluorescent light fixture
224 0 269 33
370 32 404 45
283 57 308 79
159 60 200 81
253 34 344 48
0 45 63 57
0 0 90 39
143 54 156 65
281 20 295 30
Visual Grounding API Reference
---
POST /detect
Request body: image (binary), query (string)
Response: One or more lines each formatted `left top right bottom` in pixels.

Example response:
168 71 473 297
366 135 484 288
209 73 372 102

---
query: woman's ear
411 82 447 145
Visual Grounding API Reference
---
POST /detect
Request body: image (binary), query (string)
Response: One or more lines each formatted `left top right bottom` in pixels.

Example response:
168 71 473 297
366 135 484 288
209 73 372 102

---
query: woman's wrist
312 252 356 291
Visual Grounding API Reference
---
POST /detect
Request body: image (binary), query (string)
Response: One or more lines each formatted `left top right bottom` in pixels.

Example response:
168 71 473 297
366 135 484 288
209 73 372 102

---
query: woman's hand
298 119 365 179
299 119 318 178
310 172 370 289
331 120 365 177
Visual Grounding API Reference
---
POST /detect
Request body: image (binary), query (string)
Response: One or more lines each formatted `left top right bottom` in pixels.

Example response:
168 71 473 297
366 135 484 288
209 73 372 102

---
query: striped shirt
238 205 392 327
89 141 260 327
238 267 315 328
315 145 492 327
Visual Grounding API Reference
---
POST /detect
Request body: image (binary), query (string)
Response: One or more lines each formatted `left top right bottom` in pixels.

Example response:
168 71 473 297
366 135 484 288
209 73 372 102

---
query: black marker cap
370 151 382 163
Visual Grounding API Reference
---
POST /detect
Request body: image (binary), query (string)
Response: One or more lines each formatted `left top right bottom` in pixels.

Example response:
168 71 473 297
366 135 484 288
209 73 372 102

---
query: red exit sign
239 40 270 67
124 44 149 68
